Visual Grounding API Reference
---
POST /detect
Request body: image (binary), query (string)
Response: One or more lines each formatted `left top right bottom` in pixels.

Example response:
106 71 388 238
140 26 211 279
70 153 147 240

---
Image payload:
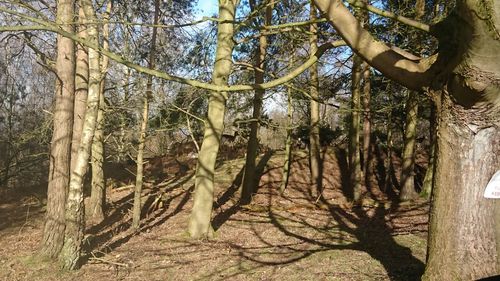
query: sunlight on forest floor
0 148 429 281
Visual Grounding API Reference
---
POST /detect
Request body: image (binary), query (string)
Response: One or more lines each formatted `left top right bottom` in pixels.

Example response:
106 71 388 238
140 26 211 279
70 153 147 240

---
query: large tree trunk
88 1 111 224
423 93 500 280
188 0 239 238
40 0 75 260
132 0 160 231
241 0 272 204
399 90 419 201
58 0 100 269
309 2 322 197
349 54 363 202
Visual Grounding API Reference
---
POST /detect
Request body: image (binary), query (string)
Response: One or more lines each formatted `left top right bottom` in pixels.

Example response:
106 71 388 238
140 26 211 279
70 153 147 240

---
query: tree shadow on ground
211 150 274 231
85 172 194 261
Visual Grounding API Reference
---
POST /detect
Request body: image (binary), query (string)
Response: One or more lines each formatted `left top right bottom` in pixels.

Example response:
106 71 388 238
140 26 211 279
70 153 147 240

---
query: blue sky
196 0 219 18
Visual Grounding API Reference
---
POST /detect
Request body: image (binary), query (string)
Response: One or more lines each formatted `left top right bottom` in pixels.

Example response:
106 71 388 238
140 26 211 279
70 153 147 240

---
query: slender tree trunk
422 93 500 280
71 7 88 172
362 63 371 187
399 90 419 201
88 0 111 224
384 94 393 193
241 0 272 204
349 54 363 202
40 0 75 260
58 0 100 269
421 102 435 199
188 0 239 238
132 0 160 231
280 84 293 194
309 2 322 197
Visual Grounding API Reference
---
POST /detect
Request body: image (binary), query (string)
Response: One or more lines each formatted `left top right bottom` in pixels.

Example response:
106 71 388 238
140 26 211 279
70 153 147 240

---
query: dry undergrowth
0 147 429 281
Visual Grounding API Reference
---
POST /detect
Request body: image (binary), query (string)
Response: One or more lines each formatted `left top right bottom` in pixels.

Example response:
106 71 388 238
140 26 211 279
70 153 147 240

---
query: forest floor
0 146 430 281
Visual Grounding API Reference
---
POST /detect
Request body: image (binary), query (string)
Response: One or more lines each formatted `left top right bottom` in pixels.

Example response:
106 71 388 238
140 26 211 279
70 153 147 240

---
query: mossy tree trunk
399 90 419 201
40 0 75 260
241 0 272 204
132 0 160 231
188 0 239 238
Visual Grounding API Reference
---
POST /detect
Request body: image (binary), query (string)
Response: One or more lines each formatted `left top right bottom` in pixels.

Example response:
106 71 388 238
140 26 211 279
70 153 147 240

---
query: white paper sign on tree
484 171 500 199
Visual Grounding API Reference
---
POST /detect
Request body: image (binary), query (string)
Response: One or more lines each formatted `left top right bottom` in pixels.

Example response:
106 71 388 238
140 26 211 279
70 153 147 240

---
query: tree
188 0 240 238
39 0 75 260
132 0 160 231
399 90 419 201
59 0 101 269
241 0 272 205
314 0 500 279
309 1 322 197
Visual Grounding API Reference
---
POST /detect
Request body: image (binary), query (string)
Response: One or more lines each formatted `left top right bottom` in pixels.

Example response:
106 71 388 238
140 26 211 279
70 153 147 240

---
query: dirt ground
0 147 429 281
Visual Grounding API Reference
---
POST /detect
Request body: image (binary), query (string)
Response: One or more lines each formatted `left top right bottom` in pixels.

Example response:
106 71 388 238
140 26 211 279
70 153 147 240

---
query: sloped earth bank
0 147 429 281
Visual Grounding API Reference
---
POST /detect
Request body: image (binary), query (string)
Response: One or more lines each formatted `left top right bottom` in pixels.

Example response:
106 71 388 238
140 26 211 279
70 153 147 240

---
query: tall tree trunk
58 0 100 269
188 0 239 238
40 0 75 260
309 2 322 197
384 93 393 193
399 90 419 201
88 0 111 224
71 7 88 172
280 83 293 194
241 0 272 204
420 102 435 199
362 63 371 187
422 93 500 280
132 0 160 231
349 54 363 202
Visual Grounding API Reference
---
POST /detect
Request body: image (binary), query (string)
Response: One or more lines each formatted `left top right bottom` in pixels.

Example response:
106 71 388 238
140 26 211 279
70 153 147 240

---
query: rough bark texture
40 0 75 260
132 0 159 231
309 3 322 197
188 0 239 238
399 90 419 201
59 0 99 270
241 0 271 204
349 54 363 202
423 93 500 280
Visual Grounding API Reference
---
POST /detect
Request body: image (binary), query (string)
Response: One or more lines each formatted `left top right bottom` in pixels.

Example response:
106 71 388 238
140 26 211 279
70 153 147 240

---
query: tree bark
241 0 272 205
40 0 75 260
280 84 293 194
362 63 371 187
399 90 419 201
58 0 100 269
88 0 111 224
384 93 393 193
71 7 88 172
188 0 239 238
423 93 500 280
421 102 436 199
309 2 322 197
132 0 160 231
349 54 363 202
